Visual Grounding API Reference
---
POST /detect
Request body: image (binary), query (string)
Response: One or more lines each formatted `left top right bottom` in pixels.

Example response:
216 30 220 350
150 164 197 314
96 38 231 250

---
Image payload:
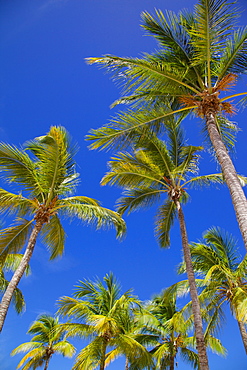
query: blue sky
0 0 247 369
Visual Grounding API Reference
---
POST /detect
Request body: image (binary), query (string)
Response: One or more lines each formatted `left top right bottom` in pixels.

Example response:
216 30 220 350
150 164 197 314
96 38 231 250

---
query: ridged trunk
237 320 247 355
0 220 44 332
175 200 209 370
206 112 247 251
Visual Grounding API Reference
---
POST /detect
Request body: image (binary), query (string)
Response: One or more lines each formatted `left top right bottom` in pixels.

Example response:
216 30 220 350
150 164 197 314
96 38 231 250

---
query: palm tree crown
0 126 126 331
57 273 151 370
11 314 76 370
186 227 247 353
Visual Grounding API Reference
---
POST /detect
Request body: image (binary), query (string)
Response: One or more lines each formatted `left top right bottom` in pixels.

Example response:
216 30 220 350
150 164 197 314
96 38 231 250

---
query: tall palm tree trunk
175 200 209 370
0 220 44 332
125 358 129 370
237 320 247 354
99 337 108 370
206 112 247 251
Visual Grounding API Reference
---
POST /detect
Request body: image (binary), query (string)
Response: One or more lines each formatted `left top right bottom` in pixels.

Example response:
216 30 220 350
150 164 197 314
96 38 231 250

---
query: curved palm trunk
125 358 129 370
0 220 44 332
175 200 209 370
237 320 247 355
206 113 247 251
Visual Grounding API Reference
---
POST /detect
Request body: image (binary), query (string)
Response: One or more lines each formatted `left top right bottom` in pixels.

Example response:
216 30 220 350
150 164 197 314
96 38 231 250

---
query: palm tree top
86 0 247 151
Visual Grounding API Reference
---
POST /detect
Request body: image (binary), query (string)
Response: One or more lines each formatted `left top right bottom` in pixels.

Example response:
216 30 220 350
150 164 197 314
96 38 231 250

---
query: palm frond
0 218 34 259
0 143 40 194
154 200 177 248
0 188 36 217
116 188 162 215
216 27 247 80
86 107 187 151
40 214 66 260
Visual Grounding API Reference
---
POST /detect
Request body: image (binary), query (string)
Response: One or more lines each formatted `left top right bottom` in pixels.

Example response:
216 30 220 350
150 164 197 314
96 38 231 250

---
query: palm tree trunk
0 220 44 332
206 112 247 251
175 200 209 370
125 358 129 370
44 356 51 370
237 320 247 354
99 337 108 370
169 355 175 370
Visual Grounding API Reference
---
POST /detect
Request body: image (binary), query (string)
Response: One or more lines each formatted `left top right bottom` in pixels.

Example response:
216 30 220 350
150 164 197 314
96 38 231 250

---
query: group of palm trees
1 0 247 369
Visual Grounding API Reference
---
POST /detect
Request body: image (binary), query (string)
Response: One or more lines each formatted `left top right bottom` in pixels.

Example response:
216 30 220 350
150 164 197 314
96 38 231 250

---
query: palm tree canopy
11 314 76 370
86 0 247 151
57 273 151 370
0 126 126 262
100 122 231 247
184 227 247 322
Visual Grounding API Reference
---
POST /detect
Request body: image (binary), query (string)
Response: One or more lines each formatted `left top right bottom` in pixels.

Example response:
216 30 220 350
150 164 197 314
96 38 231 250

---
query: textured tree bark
125 358 129 370
206 112 247 251
176 200 209 370
0 220 44 332
238 320 247 355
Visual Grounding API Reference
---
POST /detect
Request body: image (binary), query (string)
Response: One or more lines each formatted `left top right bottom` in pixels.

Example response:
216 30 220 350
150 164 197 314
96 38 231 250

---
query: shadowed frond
40 214 66 260
155 200 177 248
0 219 33 259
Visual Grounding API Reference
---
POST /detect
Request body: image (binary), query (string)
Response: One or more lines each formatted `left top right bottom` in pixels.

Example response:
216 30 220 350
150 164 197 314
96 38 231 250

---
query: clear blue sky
0 0 247 369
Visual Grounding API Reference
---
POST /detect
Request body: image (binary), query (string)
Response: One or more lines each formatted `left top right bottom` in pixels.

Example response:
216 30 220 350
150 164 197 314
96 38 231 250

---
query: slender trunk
206 112 247 251
44 356 51 370
169 355 175 370
175 200 209 370
125 357 129 370
0 220 44 332
237 320 247 355
99 337 108 370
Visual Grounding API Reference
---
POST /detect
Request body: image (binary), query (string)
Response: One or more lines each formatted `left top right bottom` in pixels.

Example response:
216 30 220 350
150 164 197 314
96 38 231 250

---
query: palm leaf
116 188 162 215
40 214 66 260
155 200 177 248
0 218 34 259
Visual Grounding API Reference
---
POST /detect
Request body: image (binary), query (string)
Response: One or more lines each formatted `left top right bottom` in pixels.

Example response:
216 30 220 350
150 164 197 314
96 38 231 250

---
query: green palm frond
0 188 36 217
58 200 126 238
26 126 78 198
116 187 162 215
185 173 225 188
2 254 31 275
0 273 25 314
72 336 105 370
0 144 40 193
180 347 199 369
215 27 247 79
86 106 188 151
101 153 164 190
205 335 226 356
52 340 76 357
0 218 33 259
155 200 177 248
191 0 238 82
40 214 66 260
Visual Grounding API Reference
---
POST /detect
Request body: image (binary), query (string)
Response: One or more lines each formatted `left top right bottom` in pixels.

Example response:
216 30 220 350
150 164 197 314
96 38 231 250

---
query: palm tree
0 254 30 315
57 273 152 370
11 314 76 370
86 0 247 251
136 289 225 370
0 126 126 331
185 227 247 354
99 122 232 370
